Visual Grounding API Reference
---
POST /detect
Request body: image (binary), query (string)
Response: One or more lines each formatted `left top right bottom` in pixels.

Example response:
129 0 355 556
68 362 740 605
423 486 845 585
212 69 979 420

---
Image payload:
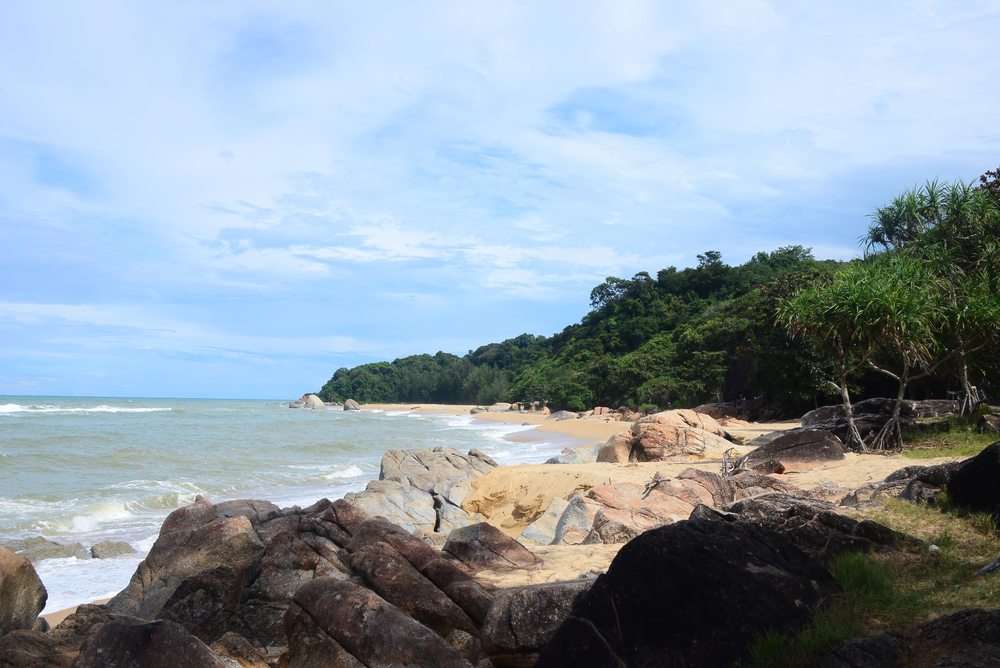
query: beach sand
42 598 110 627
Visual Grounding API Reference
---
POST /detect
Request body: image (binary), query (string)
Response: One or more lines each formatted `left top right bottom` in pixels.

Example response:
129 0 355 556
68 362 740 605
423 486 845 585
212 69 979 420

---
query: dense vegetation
319 165 1000 417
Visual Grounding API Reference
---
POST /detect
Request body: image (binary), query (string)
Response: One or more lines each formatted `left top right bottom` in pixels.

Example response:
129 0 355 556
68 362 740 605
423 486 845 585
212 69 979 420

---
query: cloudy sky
2 1 998 399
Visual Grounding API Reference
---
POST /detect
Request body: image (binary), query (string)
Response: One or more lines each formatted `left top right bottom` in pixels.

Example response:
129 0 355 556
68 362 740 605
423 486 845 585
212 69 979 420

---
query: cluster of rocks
343 446 500 542
4 428 1000 666
471 403 649 422
287 395 360 411
1 538 136 564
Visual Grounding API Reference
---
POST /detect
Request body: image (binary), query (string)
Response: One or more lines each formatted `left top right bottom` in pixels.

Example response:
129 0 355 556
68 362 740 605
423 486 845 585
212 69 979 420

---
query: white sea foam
35 554 147 614
323 465 364 480
0 403 171 414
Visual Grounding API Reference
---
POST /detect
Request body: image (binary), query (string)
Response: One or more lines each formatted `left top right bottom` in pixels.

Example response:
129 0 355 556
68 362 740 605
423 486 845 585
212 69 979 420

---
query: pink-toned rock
719 417 751 428
592 407 611 416
584 475 719 544
626 411 643 422
444 523 539 570
635 409 731 439
630 422 729 461
286 578 473 668
539 406 551 416
596 432 633 463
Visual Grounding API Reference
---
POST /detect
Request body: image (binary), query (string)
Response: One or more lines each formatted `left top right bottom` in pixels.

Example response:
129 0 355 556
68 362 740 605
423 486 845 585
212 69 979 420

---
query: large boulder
444 523 539 570
285 578 473 668
636 409 731 439
303 394 325 409
73 619 227 668
0 603 145 667
582 473 720 545
349 542 477 637
343 480 438 533
545 411 579 421
480 580 593 668
343 399 361 411
0 547 47 637
595 432 632 463
744 429 846 472
534 519 835 668
630 422 730 462
107 500 267 619
947 442 1000 523
379 447 497 488
550 495 601 545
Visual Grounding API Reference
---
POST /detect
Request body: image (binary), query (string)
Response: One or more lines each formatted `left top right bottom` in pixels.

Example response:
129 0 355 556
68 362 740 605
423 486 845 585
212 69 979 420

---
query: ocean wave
323 465 364 480
0 403 171 414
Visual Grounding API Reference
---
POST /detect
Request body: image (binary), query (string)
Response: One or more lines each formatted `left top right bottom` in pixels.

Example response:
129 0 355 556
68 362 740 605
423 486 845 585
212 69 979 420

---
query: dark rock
895 479 942 504
286 578 473 668
107 500 266 619
0 547 47 637
534 519 835 668
73 619 226 668
157 564 244 645
480 580 593 668
977 414 1000 434
884 465 928 483
349 542 477 637
814 629 909 668
208 632 270 668
728 470 804 499
724 494 920 563
913 399 958 418
420 558 494 626
444 523 539 570
947 442 1000 522
687 503 739 522
745 429 846 471
90 541 137 559
913 607 1000 666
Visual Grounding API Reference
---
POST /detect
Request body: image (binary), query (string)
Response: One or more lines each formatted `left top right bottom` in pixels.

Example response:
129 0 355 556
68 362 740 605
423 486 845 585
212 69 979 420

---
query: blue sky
2 1 999 399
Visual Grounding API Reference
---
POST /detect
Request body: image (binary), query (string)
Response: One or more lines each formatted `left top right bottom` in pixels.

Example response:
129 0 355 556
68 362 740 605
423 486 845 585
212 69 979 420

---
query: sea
0 396 571 614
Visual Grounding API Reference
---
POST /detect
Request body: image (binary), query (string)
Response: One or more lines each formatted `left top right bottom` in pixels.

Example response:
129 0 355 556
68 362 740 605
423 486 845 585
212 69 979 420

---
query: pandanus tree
865 179 1000 414
778 255 941 451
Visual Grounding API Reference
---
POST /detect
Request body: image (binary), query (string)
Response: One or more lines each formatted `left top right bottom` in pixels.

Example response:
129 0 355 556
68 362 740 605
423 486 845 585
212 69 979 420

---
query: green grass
902 408 998 459
737 498 1000 667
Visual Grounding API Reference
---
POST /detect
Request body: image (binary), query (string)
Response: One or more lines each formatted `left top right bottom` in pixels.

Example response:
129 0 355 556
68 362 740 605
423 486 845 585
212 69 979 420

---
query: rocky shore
2 403 999 667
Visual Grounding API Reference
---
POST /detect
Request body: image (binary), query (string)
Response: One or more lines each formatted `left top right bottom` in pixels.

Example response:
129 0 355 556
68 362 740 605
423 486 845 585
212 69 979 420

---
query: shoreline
39 403 960 628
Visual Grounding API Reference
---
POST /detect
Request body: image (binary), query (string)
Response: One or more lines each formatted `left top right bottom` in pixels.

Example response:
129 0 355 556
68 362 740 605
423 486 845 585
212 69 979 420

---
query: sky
2 1 999 399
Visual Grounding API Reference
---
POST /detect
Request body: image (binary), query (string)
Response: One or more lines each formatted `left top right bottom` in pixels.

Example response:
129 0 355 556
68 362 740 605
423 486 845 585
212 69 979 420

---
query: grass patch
902 408 998 459
738 499 1000 667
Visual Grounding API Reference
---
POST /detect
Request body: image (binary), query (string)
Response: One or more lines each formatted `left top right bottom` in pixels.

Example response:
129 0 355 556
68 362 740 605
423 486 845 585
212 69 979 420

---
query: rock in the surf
1 536 91 562
304 394 325 409
91 540 137 559
343 398 361 411
0 546 47 637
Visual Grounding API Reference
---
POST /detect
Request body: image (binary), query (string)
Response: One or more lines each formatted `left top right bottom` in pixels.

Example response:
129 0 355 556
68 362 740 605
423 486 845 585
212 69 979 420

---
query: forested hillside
319 167 1000 415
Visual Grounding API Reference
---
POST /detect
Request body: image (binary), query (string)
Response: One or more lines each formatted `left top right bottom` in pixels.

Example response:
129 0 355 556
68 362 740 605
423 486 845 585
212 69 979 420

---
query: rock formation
0 547 47 637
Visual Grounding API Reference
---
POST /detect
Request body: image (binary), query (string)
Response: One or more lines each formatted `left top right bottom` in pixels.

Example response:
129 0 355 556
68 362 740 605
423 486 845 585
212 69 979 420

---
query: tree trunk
872 355 910 451
828 376 866 452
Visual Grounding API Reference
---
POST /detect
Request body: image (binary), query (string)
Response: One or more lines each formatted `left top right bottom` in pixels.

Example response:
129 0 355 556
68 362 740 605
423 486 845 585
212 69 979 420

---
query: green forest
318 166 1000 425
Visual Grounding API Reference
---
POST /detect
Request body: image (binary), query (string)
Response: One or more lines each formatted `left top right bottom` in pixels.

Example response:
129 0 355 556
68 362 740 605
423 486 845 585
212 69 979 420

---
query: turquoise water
0 396 559 612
